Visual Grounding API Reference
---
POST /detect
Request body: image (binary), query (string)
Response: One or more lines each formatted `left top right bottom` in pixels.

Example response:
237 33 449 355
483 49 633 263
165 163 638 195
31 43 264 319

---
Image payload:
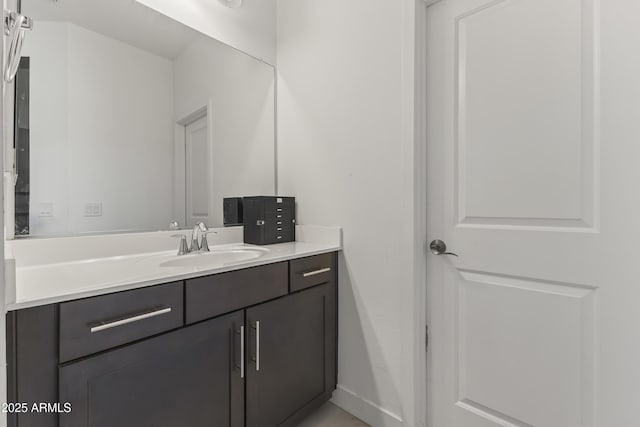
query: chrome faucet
191 222 208 252
172 223 217 255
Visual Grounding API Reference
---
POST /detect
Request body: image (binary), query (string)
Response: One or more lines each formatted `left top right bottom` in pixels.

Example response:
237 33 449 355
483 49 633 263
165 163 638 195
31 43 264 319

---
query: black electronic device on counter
223 197 244 226
243 196 295 245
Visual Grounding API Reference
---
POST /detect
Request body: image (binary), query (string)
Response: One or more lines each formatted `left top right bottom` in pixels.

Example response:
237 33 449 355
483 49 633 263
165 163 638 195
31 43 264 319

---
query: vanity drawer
186 262 288 324
59 282 184 363
290 252 337 292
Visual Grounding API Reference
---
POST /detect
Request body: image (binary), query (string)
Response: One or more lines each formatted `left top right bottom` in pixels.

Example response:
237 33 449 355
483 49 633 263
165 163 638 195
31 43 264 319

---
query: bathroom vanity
3 1 340 425
5 228 340 427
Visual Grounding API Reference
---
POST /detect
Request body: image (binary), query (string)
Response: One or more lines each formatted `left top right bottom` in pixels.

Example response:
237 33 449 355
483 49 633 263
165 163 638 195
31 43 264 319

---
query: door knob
429 240 458 257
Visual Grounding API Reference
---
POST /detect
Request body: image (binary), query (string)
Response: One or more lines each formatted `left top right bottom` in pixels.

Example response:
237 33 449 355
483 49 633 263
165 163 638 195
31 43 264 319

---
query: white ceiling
23 0 202 59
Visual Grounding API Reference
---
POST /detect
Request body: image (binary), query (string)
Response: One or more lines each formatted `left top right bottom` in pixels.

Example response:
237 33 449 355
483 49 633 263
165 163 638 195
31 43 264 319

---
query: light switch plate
84 203 102 217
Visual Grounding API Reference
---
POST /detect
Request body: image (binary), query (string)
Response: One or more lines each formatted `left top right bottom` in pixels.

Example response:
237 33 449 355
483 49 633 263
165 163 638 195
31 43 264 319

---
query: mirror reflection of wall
13 0 275 237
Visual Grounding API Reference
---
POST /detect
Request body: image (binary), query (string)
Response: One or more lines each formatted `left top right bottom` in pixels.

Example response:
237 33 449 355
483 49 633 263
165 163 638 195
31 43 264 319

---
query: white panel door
427 0 638 425
185 116 210 227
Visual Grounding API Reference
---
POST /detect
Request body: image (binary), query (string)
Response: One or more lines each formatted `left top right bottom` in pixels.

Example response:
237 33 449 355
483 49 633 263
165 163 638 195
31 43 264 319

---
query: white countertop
5 225 342 310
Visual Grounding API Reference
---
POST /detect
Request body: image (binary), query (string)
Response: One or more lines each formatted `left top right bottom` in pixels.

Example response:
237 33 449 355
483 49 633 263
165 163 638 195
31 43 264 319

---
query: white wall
277 1 424 426
22 22 69 234
172 36 275 226
23 22 175 235
135 0 277 65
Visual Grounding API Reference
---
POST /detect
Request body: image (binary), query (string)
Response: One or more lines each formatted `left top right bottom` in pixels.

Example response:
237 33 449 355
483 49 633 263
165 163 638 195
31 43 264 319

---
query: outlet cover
38 202 54 217
84 203 102 217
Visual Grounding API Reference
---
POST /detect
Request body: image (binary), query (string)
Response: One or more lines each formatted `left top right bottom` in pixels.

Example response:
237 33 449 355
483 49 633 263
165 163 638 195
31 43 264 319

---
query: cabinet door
59 311 245 427
246 282 337 427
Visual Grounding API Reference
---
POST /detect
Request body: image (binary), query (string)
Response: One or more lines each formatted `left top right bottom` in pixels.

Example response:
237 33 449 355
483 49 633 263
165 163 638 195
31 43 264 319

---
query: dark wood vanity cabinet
246 281 337 427
6 252 338 427
59 311 245 427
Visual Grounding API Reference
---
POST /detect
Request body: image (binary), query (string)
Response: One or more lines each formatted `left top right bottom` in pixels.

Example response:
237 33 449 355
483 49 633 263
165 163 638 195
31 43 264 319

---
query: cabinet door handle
90 307 172 333
239 326 245 379
251 321 261 371
302 267 331 278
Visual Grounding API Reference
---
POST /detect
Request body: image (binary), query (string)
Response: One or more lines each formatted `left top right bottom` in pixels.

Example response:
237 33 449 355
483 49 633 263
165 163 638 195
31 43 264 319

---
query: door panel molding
453 0 601 231
456 399 534 427
455 269 597 427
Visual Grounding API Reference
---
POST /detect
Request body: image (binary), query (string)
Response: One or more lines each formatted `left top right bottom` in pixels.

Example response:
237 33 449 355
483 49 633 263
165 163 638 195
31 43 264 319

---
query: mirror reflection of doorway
184 115 210 228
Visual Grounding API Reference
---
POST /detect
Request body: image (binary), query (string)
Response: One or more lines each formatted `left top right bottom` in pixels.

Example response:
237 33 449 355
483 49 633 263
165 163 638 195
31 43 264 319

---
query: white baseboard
331 385 404 427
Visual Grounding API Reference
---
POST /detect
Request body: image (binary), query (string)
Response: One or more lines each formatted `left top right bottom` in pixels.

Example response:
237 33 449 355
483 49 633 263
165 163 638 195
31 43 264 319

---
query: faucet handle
200 231 218 252
190 222 209 252
169 220 180 230
170 234 189 256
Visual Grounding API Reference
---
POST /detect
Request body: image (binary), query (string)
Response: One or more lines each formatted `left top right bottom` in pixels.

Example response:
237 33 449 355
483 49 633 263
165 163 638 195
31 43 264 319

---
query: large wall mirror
10 0 276 237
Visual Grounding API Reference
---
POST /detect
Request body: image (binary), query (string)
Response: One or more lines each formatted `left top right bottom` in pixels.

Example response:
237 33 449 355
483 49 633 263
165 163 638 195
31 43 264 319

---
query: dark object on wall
243 196 295 245
14 57 30 236
224 197 244 226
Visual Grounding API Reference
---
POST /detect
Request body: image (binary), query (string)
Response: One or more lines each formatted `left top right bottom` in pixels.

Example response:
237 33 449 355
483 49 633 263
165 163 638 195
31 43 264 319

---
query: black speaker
223 197 244 227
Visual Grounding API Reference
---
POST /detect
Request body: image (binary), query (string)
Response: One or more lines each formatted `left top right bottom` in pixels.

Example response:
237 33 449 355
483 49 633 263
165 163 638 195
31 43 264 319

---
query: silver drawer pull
90 307 172 333
302 267 332 278
240 326 245 378
251 321 260 371
256 321 260 371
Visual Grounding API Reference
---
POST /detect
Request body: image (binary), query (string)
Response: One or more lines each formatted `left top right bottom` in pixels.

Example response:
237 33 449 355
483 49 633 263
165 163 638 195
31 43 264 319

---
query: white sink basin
159 246 270 268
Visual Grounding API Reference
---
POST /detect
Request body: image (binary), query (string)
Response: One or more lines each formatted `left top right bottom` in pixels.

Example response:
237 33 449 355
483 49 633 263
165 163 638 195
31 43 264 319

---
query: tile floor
298 403 370 427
